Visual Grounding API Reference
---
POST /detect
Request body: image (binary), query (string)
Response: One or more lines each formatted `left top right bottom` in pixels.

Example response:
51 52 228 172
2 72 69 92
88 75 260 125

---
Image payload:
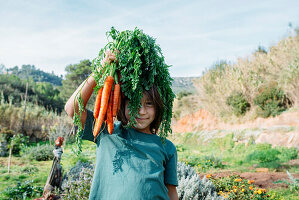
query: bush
254 85 289 117
177 162 221 200
226 92 250 116
275 146 298 162
180 155 224 173
22 166 39 175
246 147 281 168
62 161 94 200
1 180 43 200
177 91 193 100
275 171 299 192
210 175 272 199
25 144 54 161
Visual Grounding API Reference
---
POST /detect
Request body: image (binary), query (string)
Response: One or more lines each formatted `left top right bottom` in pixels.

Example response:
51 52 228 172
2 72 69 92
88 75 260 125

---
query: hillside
171 77 199 94
2 64 62 86
171 32 299 149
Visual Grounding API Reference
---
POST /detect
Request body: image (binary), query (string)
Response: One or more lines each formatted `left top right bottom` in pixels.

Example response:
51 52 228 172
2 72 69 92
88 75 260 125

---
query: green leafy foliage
1 180 43 200
276 147 298 162
176 91 193 100
275 171 299 192
21 166 39 175
4 64 62 86
226 92 250 116
0 74 64 113
60 60 92 102
246 145 281 168
254 85 290 117
210 175 272 200
24 144 54 161
91 27 175 139
180 154 224 172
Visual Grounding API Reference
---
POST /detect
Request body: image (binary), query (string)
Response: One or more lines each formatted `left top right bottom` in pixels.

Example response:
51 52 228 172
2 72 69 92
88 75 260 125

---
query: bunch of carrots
93 57 121 140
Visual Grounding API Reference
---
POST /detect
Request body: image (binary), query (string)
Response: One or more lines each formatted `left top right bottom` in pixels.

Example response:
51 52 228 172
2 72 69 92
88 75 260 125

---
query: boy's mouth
136 117 147 120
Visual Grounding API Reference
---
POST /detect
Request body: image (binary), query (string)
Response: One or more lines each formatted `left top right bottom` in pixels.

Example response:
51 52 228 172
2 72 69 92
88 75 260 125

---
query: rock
256 168 269 172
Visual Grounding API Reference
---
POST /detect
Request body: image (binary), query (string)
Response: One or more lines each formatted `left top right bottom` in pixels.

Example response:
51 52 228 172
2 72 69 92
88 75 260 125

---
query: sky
0 0 298 77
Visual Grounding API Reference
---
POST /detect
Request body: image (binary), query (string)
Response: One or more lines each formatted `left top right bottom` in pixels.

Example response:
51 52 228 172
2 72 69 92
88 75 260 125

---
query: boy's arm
64 50 117 128
166 184 179 200
64 75 97 128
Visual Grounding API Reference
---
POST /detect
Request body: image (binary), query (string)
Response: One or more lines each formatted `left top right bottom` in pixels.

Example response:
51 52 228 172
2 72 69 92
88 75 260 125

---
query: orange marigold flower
206 174 212 178
233 189 237 193
233 186 237 189
254 191 258 194
249 186 253 190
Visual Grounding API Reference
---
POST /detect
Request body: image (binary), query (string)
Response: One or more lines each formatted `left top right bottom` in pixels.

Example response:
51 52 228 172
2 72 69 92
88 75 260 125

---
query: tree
60 60 93 102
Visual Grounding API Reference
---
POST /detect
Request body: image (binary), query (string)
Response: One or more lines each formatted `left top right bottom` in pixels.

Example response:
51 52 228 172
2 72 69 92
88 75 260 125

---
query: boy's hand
101 50 119 66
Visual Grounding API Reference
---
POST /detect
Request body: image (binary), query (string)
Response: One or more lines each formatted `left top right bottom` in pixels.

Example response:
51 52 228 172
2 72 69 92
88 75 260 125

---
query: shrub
24 144 54 161
226 92 250 116
246 147 281 168
1 180 43 200
62 161 94 200
275 146 298 162
177 91 193 100
254 85 289 117
275 171 299 192
180 155 224 173
210 175 272 200
0 128 29 156
22 166 39 175
177 162 221 200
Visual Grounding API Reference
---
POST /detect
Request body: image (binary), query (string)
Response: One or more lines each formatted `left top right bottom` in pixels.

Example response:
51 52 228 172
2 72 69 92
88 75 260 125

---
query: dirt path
203 171 299 189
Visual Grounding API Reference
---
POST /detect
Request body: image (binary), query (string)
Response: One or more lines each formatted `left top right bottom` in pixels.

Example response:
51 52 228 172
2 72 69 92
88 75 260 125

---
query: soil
201 171 299 189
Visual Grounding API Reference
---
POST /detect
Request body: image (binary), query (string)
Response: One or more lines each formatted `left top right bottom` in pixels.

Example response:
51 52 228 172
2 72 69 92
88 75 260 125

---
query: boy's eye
145 101 153 106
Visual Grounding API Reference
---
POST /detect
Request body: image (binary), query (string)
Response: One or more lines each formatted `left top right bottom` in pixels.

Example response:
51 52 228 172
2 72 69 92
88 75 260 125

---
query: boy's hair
117 84 164 134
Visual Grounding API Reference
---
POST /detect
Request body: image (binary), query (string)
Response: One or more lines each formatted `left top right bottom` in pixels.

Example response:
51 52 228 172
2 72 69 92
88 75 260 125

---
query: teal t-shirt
82 110 178 200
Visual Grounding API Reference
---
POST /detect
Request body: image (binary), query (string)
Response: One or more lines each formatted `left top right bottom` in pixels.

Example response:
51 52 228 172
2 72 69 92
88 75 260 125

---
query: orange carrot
107 92 114 134
112 84 120 117
117 94 121 114
93 88 103 118
93 75 114 139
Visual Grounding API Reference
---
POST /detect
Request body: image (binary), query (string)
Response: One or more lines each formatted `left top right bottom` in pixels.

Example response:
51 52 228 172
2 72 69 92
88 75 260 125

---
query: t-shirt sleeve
81 109 107 143
81 109 95 142
164 141 178 186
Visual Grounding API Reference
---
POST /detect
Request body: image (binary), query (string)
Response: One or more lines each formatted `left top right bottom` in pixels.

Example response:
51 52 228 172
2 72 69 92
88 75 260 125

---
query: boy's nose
138 105 147 114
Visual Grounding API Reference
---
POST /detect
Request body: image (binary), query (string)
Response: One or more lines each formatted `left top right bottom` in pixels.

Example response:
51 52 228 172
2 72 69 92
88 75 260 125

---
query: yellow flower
241 189 245 192
233 189 237 193
249 186 253 190
241 185 245 187
254 191 258 194
224 195 228 198
258 189 262 194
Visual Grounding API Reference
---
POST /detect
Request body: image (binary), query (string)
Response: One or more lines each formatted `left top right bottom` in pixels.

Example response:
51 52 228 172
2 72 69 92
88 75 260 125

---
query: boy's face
125 93 156 134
